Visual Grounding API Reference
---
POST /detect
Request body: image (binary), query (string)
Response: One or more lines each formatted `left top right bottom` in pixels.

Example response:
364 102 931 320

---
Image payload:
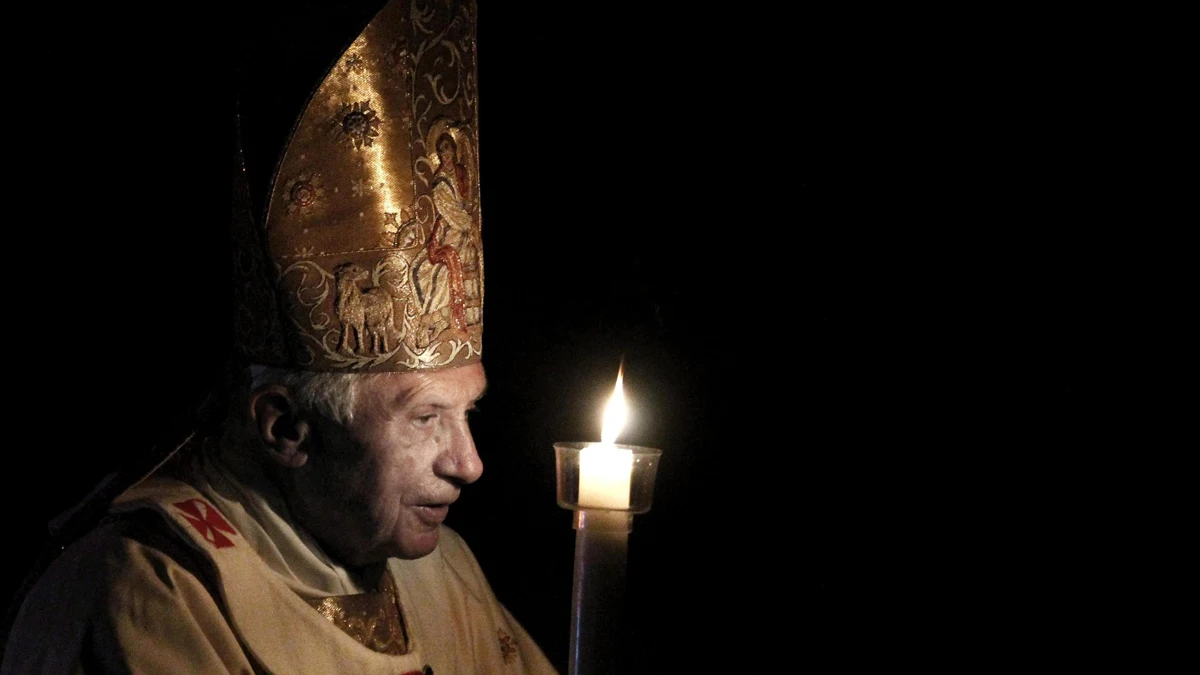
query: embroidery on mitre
233 0 483 373
277 254 481 371
172 498 238 549
498 627 517 664
336 99 381 149
283 172 326 216
334 262 397 356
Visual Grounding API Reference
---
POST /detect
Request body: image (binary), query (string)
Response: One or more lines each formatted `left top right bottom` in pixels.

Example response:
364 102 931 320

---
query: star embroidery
173 499 238 549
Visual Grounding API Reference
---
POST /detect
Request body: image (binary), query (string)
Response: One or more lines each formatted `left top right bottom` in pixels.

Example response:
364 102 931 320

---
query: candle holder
554 442 662 675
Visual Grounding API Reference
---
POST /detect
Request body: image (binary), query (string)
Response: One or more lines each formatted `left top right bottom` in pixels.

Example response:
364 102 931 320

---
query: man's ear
249 384 312 468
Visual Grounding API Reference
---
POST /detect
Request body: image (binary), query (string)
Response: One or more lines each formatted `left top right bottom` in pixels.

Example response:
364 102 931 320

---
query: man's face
294 362 486 565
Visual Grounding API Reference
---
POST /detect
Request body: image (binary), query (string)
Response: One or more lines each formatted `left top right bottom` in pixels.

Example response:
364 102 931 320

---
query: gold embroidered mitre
232 0 483 373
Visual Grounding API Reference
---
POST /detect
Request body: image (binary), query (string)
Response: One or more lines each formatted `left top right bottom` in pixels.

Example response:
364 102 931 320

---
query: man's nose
435 420 483 485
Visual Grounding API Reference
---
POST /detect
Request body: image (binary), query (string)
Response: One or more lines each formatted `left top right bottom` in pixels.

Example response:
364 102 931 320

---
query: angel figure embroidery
412 129 482 346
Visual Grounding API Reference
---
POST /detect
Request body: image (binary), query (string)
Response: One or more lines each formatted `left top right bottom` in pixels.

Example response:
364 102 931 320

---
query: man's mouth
413 504 450 526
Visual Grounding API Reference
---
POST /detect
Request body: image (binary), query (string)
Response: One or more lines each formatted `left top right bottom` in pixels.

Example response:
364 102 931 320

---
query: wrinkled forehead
358 362 487 408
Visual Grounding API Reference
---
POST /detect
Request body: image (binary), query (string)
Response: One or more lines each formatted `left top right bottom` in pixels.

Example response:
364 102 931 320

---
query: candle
578 446 633 509
577 366 633 509
554 363 663 675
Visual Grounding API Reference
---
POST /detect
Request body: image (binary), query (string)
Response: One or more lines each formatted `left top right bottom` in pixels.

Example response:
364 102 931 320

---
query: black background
3 2 1172 672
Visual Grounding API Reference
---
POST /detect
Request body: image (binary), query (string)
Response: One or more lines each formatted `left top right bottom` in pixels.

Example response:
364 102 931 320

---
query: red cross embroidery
173 499 238 549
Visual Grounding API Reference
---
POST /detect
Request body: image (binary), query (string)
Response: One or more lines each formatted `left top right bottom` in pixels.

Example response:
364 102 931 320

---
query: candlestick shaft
568 510 632 675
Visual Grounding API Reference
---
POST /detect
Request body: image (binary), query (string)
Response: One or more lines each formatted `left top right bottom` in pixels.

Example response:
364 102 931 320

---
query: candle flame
600 365 627 444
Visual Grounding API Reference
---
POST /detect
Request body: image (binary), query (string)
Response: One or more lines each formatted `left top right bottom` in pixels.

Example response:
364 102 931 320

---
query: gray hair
197 364 388 471
249 364 384 426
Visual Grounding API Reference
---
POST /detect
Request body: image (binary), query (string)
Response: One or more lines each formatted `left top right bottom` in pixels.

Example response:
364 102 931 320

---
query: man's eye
415 413 438 425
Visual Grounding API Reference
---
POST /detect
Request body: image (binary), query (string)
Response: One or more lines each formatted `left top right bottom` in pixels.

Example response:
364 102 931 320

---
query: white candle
578 444 633 509
577 366 633 509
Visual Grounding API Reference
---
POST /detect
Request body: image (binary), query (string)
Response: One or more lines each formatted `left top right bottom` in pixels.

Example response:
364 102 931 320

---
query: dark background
5 2 1170 672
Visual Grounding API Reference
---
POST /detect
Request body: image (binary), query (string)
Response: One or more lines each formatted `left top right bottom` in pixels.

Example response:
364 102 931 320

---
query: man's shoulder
22 509 216 610
2 510 222 671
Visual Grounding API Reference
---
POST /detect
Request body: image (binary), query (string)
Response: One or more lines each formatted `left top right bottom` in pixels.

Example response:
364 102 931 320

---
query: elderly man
2 364 553 673
2 1 557 672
